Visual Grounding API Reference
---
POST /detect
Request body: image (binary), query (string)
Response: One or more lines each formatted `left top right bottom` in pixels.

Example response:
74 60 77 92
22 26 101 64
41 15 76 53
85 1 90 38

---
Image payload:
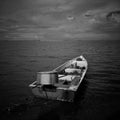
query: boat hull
29 55 88 102
31 86 75 102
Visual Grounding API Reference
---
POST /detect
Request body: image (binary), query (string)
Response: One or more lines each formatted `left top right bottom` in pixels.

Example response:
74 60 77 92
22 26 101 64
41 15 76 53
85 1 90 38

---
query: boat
29 55 88 102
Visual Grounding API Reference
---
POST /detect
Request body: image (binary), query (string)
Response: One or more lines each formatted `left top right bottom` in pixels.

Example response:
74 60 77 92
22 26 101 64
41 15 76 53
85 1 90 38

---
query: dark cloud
0 0 120 40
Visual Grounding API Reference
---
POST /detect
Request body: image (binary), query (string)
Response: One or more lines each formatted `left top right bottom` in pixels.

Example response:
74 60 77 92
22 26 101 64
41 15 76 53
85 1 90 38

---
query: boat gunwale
29 55 88 92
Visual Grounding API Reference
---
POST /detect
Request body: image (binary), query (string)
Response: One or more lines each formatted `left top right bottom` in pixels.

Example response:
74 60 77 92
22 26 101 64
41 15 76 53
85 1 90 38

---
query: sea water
0 40 120 120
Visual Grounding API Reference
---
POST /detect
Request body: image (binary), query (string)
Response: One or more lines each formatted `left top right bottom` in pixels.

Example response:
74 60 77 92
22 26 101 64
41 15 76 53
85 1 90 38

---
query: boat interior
43 57 86 90
55 65 85 90
30 56 87 91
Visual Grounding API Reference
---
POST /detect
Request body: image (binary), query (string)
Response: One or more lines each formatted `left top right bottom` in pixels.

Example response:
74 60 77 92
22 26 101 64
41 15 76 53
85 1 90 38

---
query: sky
0 0 120 40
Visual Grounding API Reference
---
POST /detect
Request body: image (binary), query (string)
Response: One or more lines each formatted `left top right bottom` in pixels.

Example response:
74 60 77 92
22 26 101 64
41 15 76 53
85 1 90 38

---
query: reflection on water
0 40 120 120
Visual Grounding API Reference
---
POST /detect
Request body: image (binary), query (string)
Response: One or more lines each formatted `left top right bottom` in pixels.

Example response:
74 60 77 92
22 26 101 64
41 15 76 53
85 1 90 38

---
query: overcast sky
0 0 120 40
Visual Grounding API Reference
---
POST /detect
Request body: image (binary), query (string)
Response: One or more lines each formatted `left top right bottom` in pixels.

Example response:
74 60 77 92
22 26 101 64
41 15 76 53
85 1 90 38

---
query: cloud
0 0 120 40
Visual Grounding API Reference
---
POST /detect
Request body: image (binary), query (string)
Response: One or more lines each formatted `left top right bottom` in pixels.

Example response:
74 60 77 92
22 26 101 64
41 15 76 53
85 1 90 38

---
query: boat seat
59 75 76 81
65 68 81 74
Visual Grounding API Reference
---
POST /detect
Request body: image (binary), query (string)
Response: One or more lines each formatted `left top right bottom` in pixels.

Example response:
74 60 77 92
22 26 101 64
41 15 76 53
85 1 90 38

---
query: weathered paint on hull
31 87 75 102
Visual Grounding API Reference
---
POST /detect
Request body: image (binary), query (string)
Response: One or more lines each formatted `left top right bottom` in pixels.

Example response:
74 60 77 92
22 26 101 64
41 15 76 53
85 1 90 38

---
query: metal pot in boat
36 71 58 85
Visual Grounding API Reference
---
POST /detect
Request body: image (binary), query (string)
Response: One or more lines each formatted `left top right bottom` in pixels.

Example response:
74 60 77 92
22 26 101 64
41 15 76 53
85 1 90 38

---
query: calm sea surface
0 40 120 120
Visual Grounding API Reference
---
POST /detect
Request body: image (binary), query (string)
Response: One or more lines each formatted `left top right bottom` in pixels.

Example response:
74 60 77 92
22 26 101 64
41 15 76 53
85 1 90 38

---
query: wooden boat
29 55 88 102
